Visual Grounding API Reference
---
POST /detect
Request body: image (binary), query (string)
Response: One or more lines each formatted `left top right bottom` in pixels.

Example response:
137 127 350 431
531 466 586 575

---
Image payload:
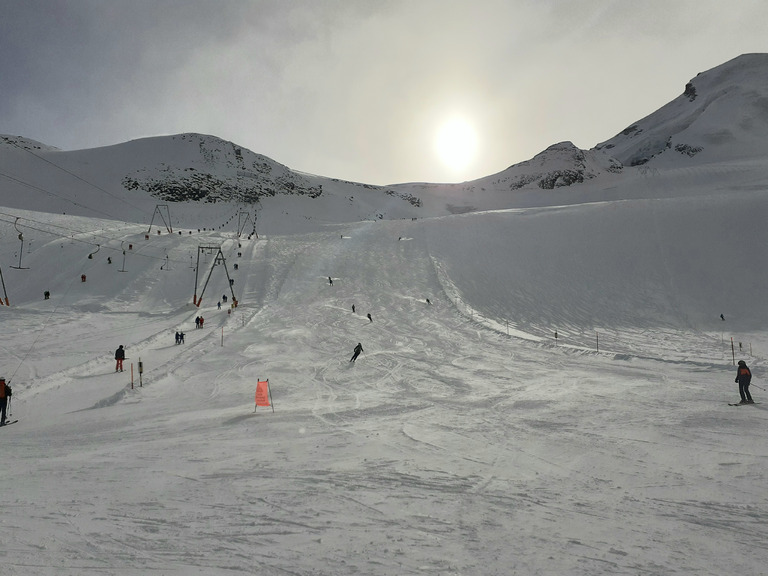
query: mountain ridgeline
1 53 768 225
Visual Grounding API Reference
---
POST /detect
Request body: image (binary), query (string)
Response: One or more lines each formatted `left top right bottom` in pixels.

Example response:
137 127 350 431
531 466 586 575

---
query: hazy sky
2 0 767 185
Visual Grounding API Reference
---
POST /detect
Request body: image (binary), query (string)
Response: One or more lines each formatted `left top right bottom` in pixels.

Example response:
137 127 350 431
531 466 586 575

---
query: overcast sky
2 0 767 185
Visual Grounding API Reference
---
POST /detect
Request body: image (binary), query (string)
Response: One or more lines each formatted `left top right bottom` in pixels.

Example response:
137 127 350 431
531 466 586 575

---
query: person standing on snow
115 345 125 372
0 377 12 426
350 343 364 363
735 360 754 404
328 276 333 286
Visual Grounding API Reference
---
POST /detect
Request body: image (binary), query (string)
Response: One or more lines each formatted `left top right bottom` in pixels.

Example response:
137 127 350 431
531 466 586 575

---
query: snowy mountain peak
595 53 768 166
117 132 323 204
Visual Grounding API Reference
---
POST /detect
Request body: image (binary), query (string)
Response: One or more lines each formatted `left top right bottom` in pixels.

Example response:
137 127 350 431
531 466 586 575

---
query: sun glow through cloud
434 117 478 176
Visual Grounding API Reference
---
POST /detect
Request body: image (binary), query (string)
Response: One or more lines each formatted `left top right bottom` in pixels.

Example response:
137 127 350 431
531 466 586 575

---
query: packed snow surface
1 176 767 575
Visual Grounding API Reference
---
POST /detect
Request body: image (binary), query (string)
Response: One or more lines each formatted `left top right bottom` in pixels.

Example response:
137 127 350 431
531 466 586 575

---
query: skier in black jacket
350 343 364 363
115 345 125 372
735 360 753 404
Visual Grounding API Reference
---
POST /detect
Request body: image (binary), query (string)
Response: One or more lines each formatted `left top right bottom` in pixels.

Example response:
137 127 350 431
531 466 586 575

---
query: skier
720 314 725 321
115 345 125 372
426 298 431 305
735 360 754 404
195 316 200 329
352 304 356 313
0 377 12 426
217 301 221 310
179 331 185 344
175 331 181 345
367 313 372 323
199 316 204 329
350 343 364 363
328 276 333 286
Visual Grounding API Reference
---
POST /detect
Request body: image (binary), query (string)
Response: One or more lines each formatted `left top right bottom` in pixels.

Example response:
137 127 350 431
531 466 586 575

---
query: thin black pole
0 266 9 305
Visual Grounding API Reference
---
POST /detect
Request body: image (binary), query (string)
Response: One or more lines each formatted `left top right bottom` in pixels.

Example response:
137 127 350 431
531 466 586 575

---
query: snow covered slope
596 53 768 167
1 197 766 575
0 133 423 227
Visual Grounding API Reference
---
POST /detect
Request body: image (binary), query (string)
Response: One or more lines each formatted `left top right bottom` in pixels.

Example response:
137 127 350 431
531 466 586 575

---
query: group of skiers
102 281 754 409
348 304 372 322
327 276 375 363
112 313 207 375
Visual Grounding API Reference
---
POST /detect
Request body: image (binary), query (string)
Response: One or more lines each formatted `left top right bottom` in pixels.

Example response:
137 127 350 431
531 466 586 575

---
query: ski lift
119 241 128 272
10 218 30 269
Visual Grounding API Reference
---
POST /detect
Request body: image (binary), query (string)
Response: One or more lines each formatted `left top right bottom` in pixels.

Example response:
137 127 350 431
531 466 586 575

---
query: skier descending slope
350 343 364 363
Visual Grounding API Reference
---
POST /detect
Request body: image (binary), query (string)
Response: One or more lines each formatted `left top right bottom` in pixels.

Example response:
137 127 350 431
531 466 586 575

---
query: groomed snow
1 166 767 574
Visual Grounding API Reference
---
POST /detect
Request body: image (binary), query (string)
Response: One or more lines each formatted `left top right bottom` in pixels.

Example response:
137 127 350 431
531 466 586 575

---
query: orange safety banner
255 380 270 406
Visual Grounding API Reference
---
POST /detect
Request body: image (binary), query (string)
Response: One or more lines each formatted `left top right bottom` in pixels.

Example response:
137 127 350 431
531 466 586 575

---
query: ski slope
1 184 767 575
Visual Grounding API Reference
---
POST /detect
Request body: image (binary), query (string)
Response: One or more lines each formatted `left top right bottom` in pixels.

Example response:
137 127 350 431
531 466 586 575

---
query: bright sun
434 117 478 172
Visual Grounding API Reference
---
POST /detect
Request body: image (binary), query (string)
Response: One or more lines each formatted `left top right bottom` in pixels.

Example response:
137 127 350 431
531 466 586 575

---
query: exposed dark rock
674 143 703 156
684 82 697 101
